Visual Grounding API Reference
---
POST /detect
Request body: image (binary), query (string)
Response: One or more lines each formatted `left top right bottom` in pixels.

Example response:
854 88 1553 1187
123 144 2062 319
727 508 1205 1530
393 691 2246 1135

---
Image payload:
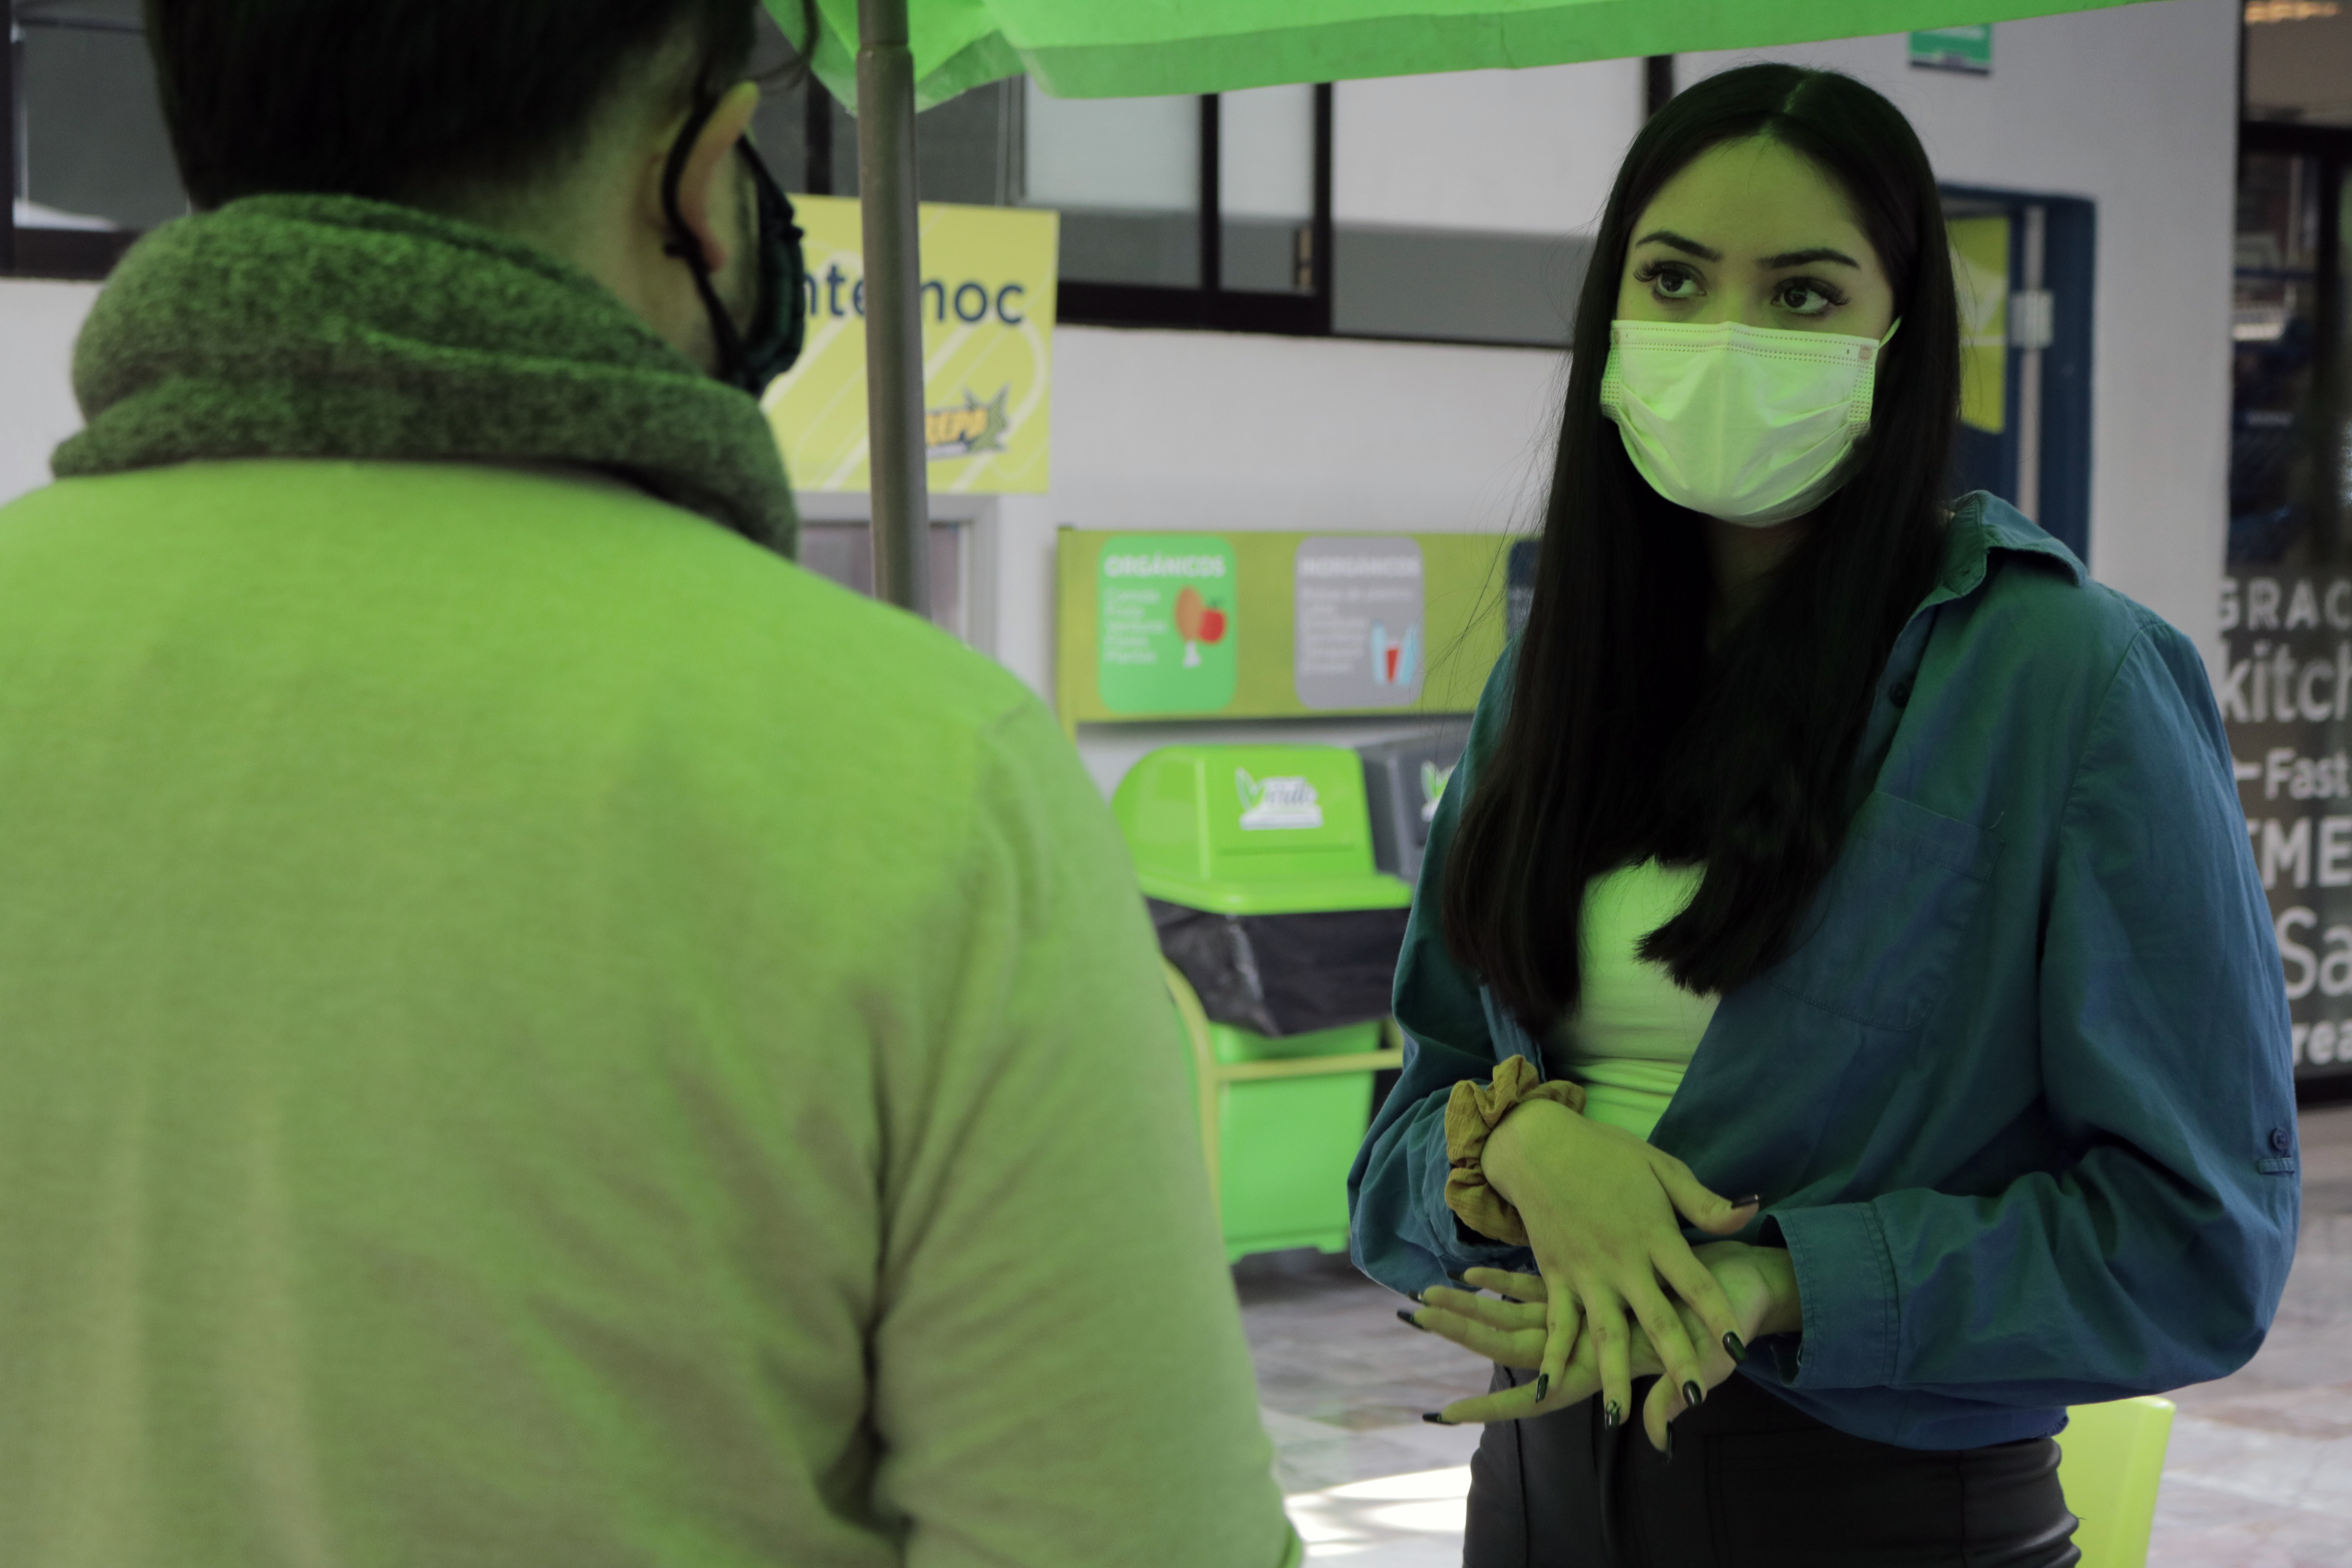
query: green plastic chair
2056 1396 2175 1568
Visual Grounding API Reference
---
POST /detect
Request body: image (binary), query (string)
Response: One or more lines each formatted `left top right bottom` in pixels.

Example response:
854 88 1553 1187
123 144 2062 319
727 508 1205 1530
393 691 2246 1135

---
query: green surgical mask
1599 318 1899 527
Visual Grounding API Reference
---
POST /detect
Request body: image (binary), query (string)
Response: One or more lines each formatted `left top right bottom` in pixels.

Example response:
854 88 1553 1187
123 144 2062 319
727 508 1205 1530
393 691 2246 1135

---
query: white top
1551 860 1719 1141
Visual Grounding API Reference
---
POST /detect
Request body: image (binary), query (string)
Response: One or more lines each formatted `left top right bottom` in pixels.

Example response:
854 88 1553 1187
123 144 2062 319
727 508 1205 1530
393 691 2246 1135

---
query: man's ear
652 80 762 274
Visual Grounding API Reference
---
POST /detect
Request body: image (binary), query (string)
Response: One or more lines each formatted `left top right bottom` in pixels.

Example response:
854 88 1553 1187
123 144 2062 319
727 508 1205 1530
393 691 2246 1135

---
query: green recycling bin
1114 745 1412 1261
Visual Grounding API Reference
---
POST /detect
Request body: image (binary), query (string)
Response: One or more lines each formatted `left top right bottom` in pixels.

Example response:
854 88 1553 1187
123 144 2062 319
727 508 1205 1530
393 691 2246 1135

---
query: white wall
983 327 1564 791
977 327 1561 790
1042 327 1564 537
0 278 99 507
1333 58 1643 235
1679 0 2242 658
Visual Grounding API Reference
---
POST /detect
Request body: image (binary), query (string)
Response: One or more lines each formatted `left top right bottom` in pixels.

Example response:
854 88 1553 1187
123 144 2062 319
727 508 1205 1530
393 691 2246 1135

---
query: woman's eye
1775 279 1840 316
1640 265 1701 300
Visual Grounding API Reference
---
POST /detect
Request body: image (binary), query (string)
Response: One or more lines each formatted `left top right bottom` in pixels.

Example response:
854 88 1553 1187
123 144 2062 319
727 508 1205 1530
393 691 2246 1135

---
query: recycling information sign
1055 528 1515 729
1293 536 1427 711
1096 537 1238 715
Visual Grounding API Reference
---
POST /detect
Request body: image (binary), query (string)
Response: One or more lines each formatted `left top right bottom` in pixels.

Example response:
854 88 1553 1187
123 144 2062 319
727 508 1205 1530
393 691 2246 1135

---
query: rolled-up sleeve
1348 654 1546 1298
1774 622 2299 1403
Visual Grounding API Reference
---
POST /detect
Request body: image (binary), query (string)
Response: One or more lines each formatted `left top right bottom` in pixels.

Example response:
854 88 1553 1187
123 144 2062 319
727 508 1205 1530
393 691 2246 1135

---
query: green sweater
0 459 1297 1567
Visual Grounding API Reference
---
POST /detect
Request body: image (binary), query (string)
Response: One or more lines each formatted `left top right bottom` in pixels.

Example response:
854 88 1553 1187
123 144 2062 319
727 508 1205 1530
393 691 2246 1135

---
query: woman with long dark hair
1352 64 2298 1564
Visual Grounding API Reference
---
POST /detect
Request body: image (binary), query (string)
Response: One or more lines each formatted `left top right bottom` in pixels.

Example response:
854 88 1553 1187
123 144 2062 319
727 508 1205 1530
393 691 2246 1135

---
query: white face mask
1598 318 1898 528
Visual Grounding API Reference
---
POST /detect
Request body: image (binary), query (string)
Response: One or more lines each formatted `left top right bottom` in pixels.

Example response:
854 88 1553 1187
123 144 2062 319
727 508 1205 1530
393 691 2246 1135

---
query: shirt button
1889 679 1913 708
2270 1127 2292 1153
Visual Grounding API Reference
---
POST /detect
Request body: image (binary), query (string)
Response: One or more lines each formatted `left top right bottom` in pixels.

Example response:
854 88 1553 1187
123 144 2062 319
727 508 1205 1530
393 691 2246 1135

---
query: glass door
2223 124 2352 1085
2231 144 2348 567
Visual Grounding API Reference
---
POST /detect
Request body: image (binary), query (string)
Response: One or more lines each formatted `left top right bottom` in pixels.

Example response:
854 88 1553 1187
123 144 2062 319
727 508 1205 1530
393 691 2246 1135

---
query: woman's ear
652 80 762 275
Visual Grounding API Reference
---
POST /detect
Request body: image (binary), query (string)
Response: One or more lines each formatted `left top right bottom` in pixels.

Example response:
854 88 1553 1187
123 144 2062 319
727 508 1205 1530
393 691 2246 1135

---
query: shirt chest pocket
1763 791 1997 1032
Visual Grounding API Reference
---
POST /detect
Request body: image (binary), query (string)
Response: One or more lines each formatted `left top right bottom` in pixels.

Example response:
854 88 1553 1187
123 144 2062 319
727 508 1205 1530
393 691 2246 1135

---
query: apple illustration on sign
1174 586 1229 668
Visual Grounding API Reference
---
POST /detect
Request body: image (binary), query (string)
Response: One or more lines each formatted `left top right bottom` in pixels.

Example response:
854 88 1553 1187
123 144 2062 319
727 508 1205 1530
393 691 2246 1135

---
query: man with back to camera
0 3 1301 1564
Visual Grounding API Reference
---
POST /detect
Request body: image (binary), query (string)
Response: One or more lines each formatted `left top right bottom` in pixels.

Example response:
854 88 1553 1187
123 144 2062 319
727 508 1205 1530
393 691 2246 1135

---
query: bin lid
1113 744 1412 915
1357 726 1472 838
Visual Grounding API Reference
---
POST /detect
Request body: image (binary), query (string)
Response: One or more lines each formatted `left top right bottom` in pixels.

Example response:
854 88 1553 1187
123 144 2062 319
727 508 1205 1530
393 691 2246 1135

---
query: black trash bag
1149 898 1411 1038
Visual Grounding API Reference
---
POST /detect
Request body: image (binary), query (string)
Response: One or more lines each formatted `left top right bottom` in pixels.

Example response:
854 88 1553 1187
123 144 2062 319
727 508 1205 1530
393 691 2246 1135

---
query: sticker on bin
1237 770 1324 831
1420 760 1454 823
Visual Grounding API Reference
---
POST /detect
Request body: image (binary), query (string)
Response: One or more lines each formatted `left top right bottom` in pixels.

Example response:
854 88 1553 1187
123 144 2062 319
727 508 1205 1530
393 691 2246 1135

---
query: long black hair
1441 64 1961 1031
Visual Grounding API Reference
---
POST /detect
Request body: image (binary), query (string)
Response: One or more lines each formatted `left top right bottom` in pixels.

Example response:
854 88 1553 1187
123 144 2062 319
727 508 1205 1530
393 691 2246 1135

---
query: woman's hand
1478 1100 1759 1434
1408 1245 1798 1445
1407 1243 1798 1450
1626 1241 1796 1449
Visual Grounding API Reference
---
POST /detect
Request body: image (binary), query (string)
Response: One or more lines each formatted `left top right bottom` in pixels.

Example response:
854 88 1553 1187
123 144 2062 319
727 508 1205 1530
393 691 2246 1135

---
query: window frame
1051 85 1335 338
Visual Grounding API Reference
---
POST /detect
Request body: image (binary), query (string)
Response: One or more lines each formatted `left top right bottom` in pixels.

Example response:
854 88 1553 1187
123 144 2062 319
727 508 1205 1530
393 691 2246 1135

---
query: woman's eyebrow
1632 229 1722 261
1757 246 1862 269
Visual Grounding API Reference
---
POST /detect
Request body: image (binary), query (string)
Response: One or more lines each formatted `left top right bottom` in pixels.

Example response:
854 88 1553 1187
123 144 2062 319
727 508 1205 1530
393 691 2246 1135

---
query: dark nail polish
1731 1194 1762 1208
1663 1425 1676 1462
1397 1309 1429 1332
1603 1401 1622 1430
1534 1374 1550 1402
1722 1331 1748 1363
1421 1412 1455 1426
1682 1380 1705 1410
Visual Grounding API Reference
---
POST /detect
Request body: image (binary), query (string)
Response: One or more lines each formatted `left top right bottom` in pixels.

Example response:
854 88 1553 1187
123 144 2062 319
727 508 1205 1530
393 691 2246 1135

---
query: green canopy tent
785 0 2157 612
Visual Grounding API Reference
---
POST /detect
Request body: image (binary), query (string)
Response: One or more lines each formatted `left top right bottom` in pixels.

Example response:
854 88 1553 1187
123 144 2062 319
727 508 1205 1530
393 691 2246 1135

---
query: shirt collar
1921 491 2086 614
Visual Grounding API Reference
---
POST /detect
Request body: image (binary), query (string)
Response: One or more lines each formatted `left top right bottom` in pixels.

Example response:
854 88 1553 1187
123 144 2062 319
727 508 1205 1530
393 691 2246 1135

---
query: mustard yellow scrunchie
1443 1055 1586 1247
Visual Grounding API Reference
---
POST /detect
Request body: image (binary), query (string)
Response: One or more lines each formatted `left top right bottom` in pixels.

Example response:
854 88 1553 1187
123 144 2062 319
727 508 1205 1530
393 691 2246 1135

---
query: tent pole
855 0 929 616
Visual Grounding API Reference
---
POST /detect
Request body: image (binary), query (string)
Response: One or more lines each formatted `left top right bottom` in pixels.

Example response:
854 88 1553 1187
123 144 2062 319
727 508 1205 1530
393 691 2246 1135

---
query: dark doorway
2230 123 2352 570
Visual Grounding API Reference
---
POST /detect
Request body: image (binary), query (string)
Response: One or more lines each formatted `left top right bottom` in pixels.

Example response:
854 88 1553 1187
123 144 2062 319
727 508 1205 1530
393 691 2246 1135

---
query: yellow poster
1948 215 2010 435
761 196 1056 494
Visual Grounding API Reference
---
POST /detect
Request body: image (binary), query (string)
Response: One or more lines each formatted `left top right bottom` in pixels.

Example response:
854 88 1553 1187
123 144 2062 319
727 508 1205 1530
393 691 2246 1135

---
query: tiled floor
2152 1102 2352 1568
1240 1100 2352 1566
1237 1245 1483 1563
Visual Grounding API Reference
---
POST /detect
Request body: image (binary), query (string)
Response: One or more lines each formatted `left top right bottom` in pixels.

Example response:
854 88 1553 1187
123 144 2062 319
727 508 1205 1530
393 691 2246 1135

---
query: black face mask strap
660 94 756 390
733 138 808 386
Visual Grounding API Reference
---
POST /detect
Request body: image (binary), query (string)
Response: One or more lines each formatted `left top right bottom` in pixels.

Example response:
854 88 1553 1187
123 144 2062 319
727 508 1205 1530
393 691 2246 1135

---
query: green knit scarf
55 194 797 554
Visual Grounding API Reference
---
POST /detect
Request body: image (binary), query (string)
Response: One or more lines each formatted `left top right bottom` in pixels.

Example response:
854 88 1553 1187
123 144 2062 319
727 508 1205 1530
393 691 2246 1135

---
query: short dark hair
145 0 779 210
1443 64 1963 1027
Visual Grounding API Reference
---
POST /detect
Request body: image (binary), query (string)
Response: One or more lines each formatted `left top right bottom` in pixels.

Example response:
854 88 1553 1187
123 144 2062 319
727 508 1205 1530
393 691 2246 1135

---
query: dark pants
1463 1366 2080 1568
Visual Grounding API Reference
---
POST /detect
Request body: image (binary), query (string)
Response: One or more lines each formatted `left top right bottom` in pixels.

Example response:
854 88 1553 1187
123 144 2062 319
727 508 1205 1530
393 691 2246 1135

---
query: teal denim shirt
1349 495 2300 1450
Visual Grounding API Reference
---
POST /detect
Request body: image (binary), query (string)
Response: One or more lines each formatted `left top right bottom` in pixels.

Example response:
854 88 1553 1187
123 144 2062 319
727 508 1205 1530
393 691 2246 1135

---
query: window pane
757 79 1022 208
1023 83 1199 288
917 82 1018 207
18 10 185 232
1331 226 1583 346
751 12 1018 206
1219 85 1312 294
1024 86 1195 211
